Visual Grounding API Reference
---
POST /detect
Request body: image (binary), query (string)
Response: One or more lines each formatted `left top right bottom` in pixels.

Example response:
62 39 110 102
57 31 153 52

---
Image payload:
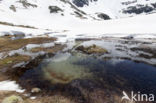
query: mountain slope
0 0 156 35
71 0 156 19
0 0 156 22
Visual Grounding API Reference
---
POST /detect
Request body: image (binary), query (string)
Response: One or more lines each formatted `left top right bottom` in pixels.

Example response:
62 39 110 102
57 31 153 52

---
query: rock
72 0 89 7
76 44 108 54
72 0 98 7
49 6 63 13
2 95 24 103
31 88 41 93
9 5 16 12
18 0 37 8
123 5 154 14
97 13 111 20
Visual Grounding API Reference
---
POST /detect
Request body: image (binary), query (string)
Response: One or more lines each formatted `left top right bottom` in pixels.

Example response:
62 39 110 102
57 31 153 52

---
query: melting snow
0 81 25 93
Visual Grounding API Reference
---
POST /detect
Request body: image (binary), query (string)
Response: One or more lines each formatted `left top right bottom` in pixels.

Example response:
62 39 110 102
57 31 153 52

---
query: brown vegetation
0 37 56 52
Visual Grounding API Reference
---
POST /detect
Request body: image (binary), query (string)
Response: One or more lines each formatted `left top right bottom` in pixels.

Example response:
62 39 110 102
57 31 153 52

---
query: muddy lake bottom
1 37 156 103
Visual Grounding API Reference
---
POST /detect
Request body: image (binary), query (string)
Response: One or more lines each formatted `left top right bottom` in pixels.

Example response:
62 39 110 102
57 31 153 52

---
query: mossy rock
2 95 24 103
76 44 108 54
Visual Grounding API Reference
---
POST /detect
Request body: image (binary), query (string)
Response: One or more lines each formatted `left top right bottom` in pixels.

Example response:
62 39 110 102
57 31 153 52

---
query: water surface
18 52 156 102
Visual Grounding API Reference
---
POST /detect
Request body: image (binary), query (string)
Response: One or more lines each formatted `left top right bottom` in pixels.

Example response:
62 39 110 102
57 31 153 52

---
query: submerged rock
2 95 23 103
76 44 108 54
42 53 91 84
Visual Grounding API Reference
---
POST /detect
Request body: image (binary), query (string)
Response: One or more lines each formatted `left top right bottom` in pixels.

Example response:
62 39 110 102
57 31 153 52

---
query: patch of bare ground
30 44 65 53
0 54 31 69
0 91 76 103
0 37 56 52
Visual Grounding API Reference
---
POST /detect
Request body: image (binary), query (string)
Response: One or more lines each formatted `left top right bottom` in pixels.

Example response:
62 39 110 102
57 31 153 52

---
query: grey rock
97 13 111 20
49 6 63 13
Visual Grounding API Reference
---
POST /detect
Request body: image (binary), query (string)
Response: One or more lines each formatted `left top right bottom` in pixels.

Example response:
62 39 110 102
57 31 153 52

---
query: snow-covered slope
0 0 89 30
0 0 156 37
0 0 156 23
71 0 156 19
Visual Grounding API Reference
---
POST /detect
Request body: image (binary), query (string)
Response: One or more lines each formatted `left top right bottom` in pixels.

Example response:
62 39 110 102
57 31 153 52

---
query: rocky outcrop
9 5 16 12
49 6 63 13
97 13 111 20
123 4 155 14
72 0 98 7
18 0 37 8
76 44 108 54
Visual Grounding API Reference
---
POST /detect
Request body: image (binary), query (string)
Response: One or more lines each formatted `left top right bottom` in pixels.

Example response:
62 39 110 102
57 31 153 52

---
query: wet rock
31 88 41 93
76 44 108 54
2 95 24 103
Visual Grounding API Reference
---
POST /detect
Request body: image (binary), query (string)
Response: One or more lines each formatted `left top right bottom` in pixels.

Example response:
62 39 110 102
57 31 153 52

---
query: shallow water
17 52 156 102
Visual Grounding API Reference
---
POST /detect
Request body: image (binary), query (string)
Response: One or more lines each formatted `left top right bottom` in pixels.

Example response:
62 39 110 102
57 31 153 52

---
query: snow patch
0 81 25 93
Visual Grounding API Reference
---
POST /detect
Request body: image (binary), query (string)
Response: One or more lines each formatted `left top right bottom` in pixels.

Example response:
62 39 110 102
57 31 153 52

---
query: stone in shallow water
2 95 23 103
